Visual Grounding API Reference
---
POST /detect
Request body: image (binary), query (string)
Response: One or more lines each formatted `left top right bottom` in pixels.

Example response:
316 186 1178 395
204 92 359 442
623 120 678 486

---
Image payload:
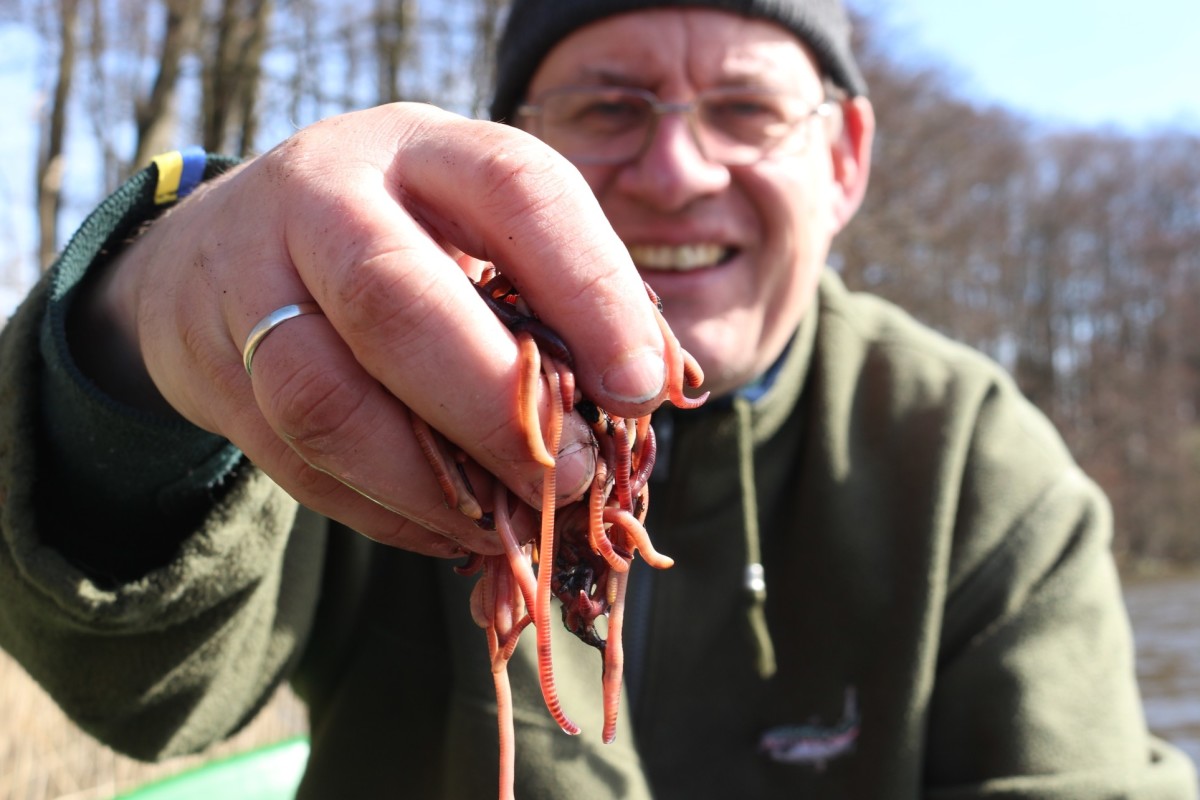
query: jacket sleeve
926 375 1197 799
0 154 327 761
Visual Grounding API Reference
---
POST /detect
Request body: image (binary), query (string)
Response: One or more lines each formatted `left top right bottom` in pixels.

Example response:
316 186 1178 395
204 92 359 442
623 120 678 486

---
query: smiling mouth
626 243 734 272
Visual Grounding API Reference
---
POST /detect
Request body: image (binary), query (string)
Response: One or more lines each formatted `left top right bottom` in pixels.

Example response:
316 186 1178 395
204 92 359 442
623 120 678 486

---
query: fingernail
601 347 665 404
554 438 596 503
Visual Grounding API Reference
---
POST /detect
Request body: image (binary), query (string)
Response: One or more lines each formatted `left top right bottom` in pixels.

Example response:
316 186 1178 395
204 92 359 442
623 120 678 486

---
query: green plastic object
114 737 310 800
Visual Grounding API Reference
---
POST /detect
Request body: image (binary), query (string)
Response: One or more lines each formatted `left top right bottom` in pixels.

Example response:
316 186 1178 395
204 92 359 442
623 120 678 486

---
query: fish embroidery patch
759 687 859 769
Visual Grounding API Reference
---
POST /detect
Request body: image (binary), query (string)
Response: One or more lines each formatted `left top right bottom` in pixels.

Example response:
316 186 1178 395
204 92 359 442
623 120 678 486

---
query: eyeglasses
517 86 835 166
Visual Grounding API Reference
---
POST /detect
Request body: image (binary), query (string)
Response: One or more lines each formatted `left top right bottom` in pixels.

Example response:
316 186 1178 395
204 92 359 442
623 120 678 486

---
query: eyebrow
571 65 655 89
566 63 786 92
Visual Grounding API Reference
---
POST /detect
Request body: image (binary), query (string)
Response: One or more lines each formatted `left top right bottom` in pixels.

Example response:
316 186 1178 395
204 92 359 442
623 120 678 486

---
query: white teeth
627 243 727 272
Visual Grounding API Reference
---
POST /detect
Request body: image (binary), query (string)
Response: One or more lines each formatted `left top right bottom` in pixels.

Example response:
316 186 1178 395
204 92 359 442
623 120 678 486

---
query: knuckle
334 249 440 347
285 453 342 498
264 361 372 461
474 135 580 224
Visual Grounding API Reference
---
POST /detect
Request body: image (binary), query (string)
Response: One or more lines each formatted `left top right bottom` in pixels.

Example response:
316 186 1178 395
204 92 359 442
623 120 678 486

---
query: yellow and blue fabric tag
151 146 207 205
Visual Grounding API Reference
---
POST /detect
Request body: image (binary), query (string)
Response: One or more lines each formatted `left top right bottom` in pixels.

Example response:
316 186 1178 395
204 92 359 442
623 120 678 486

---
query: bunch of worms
411 266 705 799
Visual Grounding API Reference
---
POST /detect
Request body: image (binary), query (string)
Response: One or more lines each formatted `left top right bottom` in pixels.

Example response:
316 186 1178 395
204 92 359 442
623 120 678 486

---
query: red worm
411 415 483 520
492 483 538 613
610 418 634 513
603 506 675 569
629 424 657 496
601 569 630 744
516 331 555 468
491 661 516 800
533 367 581 737
653 306 709 410
586 462 631 573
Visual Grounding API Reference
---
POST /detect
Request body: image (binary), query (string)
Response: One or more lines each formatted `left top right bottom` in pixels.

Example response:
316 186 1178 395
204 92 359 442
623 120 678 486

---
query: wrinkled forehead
526 9 825 96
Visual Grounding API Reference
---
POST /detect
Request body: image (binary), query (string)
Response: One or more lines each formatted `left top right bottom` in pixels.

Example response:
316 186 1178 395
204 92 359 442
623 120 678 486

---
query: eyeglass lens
528 87 824 166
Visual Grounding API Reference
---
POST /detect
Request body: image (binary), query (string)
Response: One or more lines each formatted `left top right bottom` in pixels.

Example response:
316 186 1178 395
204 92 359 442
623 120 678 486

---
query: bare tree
372 0 413 104
132 0 206 168
839 11 1200 563
35 0 80 270
202 0 273 156
469 0 507 115
836 12 1028 360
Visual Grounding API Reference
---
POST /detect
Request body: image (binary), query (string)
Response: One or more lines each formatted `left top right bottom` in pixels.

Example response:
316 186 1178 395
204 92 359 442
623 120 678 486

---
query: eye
702 93 793 141
567 93 649 133
706 94 786 122
714 97 773 117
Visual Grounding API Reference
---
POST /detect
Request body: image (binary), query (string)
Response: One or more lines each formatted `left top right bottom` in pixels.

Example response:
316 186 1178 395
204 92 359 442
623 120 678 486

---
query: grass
0 650 308 800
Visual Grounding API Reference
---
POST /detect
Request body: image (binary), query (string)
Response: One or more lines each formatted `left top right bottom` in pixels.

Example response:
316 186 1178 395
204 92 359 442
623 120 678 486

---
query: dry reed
0 648 308 800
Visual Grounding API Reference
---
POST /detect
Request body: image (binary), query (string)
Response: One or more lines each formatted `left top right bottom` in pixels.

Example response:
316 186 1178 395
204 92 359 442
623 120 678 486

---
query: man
0 0 1194 797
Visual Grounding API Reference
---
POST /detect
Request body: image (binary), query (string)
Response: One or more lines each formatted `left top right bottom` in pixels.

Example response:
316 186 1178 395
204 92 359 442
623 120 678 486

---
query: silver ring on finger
243 301 323 376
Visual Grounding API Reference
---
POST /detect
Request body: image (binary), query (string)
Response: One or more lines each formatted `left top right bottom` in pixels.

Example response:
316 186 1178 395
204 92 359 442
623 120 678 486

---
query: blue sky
854 0 1200 133
0 25 41 312
3 2 1200 309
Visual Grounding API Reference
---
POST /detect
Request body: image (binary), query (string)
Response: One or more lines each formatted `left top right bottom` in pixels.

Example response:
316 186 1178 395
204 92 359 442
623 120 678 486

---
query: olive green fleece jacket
0 160 1195 798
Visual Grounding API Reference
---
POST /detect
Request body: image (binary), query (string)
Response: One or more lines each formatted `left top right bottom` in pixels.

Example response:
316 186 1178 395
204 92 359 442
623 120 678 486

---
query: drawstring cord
734 395 777 679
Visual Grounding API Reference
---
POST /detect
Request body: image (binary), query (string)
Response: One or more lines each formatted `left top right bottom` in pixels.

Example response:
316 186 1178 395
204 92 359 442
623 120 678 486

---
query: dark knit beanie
489 0 867 123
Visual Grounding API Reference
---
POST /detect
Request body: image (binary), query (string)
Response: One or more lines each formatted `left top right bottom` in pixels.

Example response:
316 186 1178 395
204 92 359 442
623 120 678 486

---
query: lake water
1123 571 1200 772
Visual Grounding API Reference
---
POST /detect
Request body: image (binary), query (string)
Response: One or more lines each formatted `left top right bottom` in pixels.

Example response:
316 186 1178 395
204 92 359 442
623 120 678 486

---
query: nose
615 112 730 211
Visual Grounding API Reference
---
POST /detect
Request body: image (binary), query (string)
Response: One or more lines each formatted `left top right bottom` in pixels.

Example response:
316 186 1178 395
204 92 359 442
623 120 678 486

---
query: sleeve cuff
36 151 247 577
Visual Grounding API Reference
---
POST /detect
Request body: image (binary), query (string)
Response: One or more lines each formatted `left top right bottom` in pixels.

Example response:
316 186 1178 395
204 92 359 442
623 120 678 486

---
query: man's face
524 9 871 398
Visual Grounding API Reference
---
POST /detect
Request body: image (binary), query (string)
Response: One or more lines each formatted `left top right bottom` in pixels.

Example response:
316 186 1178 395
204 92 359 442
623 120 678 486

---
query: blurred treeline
18 0 1200 564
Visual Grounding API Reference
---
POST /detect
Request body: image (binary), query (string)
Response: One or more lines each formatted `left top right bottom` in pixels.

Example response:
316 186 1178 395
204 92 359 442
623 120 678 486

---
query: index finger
388 105 670 414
